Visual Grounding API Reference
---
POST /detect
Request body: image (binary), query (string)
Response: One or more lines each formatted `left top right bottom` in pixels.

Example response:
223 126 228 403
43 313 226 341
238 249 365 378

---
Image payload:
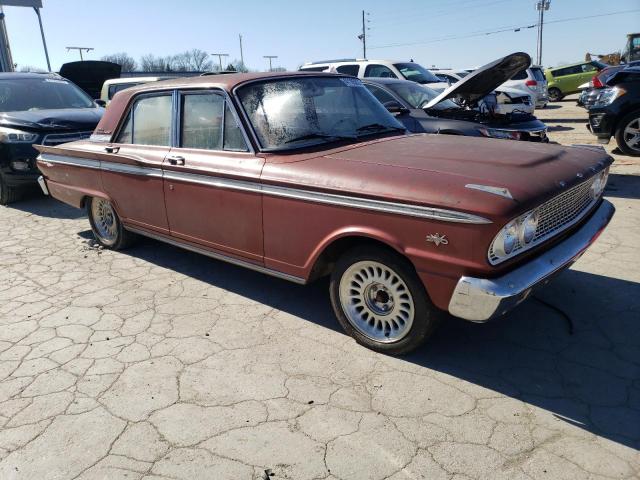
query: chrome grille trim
41 131 93 146
489 174 603 265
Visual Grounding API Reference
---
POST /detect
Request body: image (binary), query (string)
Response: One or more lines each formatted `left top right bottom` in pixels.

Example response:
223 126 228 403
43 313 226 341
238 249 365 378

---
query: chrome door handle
167 155 185 166
105 145 119 154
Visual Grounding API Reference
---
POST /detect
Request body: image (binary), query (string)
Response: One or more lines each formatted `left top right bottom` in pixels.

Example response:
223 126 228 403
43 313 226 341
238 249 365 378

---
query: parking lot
0 99 639 479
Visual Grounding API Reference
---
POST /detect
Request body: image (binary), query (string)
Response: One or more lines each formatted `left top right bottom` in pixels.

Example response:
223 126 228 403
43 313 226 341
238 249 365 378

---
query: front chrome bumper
37 175 49 196
448 200 615 322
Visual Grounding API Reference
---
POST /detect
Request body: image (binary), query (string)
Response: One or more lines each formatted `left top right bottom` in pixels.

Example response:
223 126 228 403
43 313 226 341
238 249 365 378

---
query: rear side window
364 64 398 79
511 69 528 80
531 68 545 81
336 64 360 76
116 94 172 146
180 92 248 152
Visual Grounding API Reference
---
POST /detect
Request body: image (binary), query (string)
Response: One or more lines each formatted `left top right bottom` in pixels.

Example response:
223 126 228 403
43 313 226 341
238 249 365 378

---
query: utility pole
239 34 244 66
210 52 229 71
66 46 93 61
536 0 550 66
357 10 369 59
263 55 277 72
33 7 51 71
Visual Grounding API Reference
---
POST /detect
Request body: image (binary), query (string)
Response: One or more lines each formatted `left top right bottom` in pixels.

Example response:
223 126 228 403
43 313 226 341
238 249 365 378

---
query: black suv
588 67 640 156
0 73 104 204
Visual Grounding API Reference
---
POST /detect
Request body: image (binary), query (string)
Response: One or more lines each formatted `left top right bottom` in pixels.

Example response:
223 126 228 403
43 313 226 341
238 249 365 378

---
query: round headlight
590 169 609 199
519 209 539 244
494 220 519 257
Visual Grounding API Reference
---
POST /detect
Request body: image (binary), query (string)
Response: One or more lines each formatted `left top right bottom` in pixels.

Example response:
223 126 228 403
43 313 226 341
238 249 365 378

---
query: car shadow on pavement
605 175 640 200
8 195 86 220
119 236 639 450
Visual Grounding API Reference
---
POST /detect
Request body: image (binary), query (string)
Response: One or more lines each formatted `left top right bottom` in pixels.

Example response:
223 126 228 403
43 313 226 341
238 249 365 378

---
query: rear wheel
87 197 136 249
548 87 563 102
0 173 20 205
615 110 640 156
330 246 442 355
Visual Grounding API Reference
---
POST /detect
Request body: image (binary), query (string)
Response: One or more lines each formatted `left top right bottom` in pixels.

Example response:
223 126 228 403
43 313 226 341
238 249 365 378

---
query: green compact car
545 60 608 101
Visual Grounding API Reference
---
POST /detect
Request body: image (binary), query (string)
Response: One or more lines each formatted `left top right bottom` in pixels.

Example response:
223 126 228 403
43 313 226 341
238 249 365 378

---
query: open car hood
424 52 531 109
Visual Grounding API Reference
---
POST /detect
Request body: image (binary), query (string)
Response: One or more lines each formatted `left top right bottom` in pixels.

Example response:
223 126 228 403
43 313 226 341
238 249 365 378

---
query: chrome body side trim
465 184 513 199
448 200 615 322
37 176 49 196
38 152 491 224
124 226 307 285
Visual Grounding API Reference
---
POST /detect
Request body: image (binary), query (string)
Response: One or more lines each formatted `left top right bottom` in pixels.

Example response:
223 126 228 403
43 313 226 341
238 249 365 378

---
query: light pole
66 46 93 61
33 7 50 71
536 0 550 65
210 53 229 71
263 55 277 72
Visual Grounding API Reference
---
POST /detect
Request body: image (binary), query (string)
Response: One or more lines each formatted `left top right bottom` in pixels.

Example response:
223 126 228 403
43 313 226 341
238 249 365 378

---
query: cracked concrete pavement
0 102 639 479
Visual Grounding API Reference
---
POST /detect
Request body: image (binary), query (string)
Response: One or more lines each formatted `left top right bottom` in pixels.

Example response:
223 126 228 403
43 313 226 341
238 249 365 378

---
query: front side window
116 94 172 146
364 64 398 79
237 76 404 150
0 78 95 112
364 84 399 105
180 92 248 152
393 63 440 84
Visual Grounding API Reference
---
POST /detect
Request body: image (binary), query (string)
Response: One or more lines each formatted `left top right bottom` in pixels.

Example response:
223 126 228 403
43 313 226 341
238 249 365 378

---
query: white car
100 77 167 104
299 59 448 89
500 66 548 108
431 69 470 84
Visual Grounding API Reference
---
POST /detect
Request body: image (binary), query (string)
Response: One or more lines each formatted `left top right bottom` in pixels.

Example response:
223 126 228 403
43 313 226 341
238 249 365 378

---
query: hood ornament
426 233 448 246
465 184 513 199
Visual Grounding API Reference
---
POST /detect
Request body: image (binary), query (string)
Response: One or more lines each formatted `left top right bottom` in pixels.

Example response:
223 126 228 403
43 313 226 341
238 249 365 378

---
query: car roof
121 71 348 95
302 59 406 66
548 61 596 70
105 77 166 84
0 72 59 80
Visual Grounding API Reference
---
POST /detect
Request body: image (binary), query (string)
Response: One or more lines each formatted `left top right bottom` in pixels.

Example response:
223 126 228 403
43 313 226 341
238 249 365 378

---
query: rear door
162 89 265 262
101 92 172 233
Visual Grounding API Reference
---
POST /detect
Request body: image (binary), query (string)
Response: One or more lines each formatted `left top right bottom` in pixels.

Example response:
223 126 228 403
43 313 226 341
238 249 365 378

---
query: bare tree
227 59 249 72
140 54 172 72
170 49 212 71
18 65 46 73
101 53 137 72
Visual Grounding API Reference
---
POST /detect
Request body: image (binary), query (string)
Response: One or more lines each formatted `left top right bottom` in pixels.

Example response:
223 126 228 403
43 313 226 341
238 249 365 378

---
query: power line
369 8 640 50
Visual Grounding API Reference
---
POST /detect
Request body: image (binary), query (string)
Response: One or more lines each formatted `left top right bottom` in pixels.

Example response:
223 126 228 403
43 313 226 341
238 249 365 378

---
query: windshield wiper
284 132 356 144
356 123 405 135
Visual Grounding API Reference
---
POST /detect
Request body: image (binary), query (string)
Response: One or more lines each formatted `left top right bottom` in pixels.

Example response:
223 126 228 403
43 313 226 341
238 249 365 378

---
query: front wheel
87 197 136 249
330 246 442 355
548 87 563 102
615 111 640 156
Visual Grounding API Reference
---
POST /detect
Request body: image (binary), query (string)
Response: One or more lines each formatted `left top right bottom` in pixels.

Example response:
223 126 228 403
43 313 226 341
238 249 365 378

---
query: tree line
101 49 249 72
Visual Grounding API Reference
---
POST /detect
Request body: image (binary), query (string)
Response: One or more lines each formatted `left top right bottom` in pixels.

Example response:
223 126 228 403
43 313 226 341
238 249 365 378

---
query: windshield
387 82 458 110
393 63 441 84
0 78 95 112
236 76 405 150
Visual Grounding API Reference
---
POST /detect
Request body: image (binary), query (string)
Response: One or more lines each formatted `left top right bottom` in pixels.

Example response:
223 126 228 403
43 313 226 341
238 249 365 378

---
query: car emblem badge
576 172 584 178
559 180 566 188
426 233 448 246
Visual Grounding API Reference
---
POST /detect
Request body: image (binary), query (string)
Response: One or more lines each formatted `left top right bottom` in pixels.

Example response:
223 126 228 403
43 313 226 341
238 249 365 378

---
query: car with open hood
0 72 104 204
35 72 614 355
363 77 547 142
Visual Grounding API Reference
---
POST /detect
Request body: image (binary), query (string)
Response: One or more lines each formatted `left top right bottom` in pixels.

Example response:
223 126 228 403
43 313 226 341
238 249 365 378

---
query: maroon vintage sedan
35 72 614 355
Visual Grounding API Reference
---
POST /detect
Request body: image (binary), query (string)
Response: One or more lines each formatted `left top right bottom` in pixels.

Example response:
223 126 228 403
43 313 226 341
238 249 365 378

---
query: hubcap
91 198 118 245
339 260 414 343
623 117 640 153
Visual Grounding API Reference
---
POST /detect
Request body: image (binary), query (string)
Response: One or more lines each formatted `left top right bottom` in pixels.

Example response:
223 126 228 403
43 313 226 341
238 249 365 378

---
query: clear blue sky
3 0 639 72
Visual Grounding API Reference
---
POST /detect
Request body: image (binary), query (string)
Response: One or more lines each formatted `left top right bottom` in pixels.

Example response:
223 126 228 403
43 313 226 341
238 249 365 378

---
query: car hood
424 52 532 109
0 108 104 132
263 134 612 221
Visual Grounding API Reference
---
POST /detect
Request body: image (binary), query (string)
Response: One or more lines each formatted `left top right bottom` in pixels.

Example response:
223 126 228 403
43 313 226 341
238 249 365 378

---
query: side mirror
95 99 107 108
383 101 409 114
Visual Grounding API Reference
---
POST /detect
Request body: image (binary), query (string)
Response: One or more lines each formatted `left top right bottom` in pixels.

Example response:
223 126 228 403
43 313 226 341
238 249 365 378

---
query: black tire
0 173 20 205
614 110 640 157
87 197 136 250
329 245 443 355
548 87 563 102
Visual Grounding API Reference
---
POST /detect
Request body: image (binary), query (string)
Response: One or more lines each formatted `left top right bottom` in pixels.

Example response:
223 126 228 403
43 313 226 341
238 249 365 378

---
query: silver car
501 66 548 108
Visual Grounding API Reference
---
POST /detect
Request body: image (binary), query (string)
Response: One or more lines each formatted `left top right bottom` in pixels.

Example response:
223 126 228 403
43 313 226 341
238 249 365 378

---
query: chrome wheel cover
91 198 118 245
339 260 415 343
623 117 640 153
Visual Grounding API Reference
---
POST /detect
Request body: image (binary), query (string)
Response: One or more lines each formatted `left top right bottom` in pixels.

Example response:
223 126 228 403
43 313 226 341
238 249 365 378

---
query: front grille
40 131 93 146
489 175 600 264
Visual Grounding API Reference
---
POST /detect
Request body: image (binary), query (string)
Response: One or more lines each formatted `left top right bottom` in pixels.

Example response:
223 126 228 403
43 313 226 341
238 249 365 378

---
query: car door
100 92 172 233
162 90 265 262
